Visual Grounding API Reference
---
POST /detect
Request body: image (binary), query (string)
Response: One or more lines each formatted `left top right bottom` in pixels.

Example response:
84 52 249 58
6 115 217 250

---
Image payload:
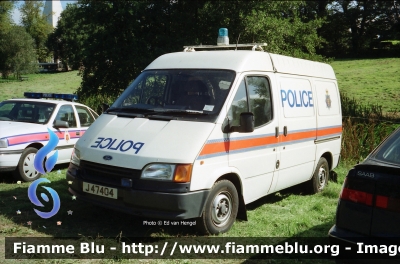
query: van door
227 74 279 204
272 75 317 192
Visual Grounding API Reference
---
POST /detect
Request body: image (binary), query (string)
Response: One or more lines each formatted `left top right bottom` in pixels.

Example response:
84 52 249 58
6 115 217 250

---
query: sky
11 1 77 25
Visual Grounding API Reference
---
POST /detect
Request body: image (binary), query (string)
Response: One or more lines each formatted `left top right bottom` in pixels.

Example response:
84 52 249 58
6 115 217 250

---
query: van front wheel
308 157 329 194
198 180 238 235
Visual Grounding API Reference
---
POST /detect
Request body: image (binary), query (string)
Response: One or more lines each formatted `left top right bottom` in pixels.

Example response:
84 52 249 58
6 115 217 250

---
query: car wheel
198 180 238 235
13 147 41 182
308 157 329 194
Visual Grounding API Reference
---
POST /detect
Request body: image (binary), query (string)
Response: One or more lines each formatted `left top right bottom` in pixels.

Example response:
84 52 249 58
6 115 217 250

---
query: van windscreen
108 69 236 122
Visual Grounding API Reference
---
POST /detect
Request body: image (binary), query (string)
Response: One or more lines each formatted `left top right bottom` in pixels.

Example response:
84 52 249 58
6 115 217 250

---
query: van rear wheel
308 157 329 194
198 180 238 235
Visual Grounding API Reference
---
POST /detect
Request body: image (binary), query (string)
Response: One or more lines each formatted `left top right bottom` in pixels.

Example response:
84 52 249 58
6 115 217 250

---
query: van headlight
0 139 7 148
141 163 192 182
70 148 80 166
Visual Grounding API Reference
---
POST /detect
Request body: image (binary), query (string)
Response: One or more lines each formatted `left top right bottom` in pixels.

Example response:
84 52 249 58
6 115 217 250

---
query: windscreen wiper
148 109 210 115
106 107 155 118
143 109 211 121
106 107 155 113
106 107 210 120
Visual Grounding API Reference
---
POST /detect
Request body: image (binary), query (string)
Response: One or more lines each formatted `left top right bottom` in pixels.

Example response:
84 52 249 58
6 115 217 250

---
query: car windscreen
108 69 236 122
0 101 56 124
371 128 400 166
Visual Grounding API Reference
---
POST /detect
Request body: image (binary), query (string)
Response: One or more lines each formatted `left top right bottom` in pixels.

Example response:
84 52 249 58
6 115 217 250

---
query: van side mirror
53 120 69 128
237 112 255 132
102 103 110 113
222 112 255 133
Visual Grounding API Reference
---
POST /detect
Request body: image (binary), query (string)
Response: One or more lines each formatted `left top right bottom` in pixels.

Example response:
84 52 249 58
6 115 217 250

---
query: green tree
298 1 400 57
0 1 14 34
326 0 400 55
46 3 88 70
0 26 37 79
76 0 150 99
47 0 326 107
20 1 53 62
239 1 326 61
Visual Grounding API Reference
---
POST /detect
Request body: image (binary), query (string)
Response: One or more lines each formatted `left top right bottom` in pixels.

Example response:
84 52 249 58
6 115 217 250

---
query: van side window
228 79 248 127
228 76 272 128
246 77 272 127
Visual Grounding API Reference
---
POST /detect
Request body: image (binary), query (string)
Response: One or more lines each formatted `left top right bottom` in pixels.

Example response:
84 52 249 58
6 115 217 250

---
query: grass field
0 71 81 103
330 57 400 113
1 162 352 263
1 58 399 113
1 58 399 263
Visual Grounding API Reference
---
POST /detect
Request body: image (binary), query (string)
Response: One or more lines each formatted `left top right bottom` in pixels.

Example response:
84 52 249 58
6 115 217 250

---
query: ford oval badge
103 155 113 161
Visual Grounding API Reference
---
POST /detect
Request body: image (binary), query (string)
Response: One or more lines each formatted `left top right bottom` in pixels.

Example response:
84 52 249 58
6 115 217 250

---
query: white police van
0 93 98 182
67 30 342 234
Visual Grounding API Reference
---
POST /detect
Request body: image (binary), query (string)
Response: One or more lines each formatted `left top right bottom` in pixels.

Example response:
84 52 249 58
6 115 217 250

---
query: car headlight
141 163 192 182
70 148 80 166
0 139 7 148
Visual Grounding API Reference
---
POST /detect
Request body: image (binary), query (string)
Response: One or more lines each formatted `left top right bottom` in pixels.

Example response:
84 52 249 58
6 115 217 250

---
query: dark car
329 127 400 262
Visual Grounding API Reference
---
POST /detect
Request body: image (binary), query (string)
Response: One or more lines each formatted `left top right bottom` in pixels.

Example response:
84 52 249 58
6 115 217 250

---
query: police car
0 92 98 182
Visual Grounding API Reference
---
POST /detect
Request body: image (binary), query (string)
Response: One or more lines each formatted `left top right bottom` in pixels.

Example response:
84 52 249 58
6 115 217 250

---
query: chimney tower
43 0 63 28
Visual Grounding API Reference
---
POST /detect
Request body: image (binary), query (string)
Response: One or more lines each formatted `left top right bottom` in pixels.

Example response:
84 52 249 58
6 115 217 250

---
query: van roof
145 51 336 80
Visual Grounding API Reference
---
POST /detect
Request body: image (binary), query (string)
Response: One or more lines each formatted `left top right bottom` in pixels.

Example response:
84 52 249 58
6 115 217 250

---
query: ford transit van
67 43 341 234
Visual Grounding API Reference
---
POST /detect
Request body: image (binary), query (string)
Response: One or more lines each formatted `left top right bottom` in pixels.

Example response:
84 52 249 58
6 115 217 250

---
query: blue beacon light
24 92 78 101
217 28 229 46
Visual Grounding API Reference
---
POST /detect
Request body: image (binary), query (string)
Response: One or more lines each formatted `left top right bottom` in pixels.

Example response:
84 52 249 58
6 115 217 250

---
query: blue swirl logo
28 178 60 218
34 128 59 174
29 128 61 219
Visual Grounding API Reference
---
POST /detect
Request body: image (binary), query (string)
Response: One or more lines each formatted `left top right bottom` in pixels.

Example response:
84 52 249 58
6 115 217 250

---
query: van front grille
78 160 141 187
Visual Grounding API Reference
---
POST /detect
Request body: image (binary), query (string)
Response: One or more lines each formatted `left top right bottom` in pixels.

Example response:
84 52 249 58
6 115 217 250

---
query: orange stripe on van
317 126 342 137
199 141 229 156
199 135 278 156
280 130 316 143
198 125 342 159
229 136 278 151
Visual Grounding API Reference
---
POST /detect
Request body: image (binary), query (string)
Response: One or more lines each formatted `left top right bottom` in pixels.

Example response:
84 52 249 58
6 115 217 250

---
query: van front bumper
66 164 209 220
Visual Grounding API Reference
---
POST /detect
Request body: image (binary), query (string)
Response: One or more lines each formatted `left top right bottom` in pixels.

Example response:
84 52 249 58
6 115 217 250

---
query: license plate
83 182 118 199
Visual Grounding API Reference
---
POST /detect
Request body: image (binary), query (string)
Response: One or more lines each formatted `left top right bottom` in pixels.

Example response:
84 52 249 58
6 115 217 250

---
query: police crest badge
64 130 70 143
325 90 331 109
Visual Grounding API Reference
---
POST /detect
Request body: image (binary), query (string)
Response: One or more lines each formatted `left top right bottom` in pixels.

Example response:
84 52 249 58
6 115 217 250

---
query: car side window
38 105 55 123
228 76 272 128
374 132 400 165
76 105 95 127
89 109 99 119
55 105 77 128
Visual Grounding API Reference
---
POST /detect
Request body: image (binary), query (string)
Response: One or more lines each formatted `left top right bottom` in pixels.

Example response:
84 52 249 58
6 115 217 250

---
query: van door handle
275 127 279 138
76 131 80 136
276 160 280 169
283 126 287 136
